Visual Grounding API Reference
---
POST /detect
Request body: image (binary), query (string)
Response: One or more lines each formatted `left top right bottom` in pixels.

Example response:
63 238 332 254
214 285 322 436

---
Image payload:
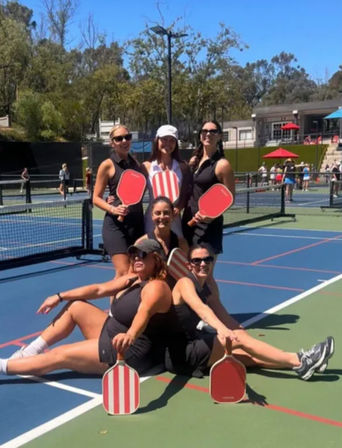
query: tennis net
223 184 294 227
0 198 94 269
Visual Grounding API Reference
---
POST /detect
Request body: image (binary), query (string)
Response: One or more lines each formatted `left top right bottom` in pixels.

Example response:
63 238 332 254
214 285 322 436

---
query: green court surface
23 279 342 448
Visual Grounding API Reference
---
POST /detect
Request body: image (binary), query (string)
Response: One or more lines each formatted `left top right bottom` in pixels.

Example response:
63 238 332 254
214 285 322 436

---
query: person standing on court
142 125 191 237
282 158 296 201
20 167 30 193
182 120 235 258
58 163 70 197
93 124 145 278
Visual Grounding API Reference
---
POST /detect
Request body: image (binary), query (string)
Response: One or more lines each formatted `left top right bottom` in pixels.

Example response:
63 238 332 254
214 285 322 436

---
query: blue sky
20 0 342 82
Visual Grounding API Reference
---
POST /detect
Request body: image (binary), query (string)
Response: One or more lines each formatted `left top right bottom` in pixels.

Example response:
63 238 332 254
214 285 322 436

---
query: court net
223 184 293 227
0 198 94 270
0 178 88 206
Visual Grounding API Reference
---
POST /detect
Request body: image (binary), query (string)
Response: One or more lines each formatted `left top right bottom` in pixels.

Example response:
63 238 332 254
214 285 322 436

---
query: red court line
155 376 342 428
216 278 304 292
0 331 41 349
251 234 342 266
218 260 342 275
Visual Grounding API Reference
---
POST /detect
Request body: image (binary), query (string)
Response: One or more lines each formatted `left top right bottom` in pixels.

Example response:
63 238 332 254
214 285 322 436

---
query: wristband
57 292 64 303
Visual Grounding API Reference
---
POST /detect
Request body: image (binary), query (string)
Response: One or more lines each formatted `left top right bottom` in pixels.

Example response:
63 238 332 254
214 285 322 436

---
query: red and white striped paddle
151 170 180 204
102 353 140 415
167 248 191 281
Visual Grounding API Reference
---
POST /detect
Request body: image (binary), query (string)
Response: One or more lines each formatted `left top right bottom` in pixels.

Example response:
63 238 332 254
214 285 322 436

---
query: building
222 96 342 148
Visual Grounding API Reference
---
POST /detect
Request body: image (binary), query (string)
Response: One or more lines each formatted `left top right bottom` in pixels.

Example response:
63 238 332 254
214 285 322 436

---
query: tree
0 11 31 117
42 0 77 48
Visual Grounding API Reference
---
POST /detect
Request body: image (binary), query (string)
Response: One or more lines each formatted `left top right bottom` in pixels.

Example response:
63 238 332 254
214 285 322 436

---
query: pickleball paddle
187 184 233 227
209 343 246 404
117 169 146 222
167 247 191 281
102 352 140 415
151 170 180 204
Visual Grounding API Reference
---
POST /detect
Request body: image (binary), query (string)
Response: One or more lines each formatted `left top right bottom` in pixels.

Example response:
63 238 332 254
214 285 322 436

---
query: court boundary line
2 376 151 448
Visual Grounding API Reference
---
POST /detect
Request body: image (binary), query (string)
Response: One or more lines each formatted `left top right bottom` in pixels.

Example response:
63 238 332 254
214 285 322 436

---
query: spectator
258 162 268 186
58 163 70 197
302 163 310 191
282 158 296 201
20 167 30 194
85 167 92 195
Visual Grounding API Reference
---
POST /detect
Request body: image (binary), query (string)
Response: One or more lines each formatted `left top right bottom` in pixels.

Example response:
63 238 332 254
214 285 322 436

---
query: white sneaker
10 347 26 359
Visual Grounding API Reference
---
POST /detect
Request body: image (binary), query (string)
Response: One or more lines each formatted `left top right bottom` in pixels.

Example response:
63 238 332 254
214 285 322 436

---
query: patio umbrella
324 109 342 119
263 148 299 159
281 122 300 130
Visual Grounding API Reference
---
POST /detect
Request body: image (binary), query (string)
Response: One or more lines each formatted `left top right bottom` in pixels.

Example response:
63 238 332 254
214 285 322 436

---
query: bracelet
57 292 64 303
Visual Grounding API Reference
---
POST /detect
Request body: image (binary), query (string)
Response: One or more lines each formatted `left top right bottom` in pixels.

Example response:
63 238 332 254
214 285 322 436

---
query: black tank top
167 282 211 338
147 230 179 259
110 281 167 337
188 151 222 213
107 151 144 214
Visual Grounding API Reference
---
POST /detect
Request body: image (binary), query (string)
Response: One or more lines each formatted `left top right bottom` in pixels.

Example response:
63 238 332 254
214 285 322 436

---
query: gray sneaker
317 337 334 373
293 341 326 380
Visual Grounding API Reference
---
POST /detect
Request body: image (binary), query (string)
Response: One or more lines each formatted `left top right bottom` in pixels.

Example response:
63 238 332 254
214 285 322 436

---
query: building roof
254 97 342 117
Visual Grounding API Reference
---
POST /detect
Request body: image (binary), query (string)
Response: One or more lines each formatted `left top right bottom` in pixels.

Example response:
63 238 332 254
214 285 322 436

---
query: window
239 129 252 140
272 122 289 140
222 131 229 142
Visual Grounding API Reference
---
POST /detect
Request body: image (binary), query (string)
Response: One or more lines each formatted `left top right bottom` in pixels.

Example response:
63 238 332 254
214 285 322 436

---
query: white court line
3 376 150 448
241 272 342 328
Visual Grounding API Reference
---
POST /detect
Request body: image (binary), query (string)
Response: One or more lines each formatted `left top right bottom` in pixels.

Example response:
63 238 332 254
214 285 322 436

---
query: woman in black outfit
93 124 145 278
1 240 171 377
182 120 235 256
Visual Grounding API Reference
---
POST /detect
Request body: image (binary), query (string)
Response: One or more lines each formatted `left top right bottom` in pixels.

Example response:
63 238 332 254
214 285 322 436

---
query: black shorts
165 331 215 378
98 316 164 375
102 212 144 256
182 207 223 254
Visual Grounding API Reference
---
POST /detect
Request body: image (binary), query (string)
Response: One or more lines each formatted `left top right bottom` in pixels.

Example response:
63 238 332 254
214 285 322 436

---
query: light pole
151 25 187 124
233 126 238 172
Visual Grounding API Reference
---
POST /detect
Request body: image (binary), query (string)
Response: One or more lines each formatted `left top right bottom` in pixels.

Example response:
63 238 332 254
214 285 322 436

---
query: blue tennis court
0 217 341 447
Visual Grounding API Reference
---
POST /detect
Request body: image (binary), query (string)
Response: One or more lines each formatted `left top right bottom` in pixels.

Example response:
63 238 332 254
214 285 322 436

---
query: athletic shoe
9 347 26 360
316 336 335 373
293 341 326 380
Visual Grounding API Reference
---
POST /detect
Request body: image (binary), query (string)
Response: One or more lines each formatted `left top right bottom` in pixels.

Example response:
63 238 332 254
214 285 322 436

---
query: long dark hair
191 120 225 171
149 137 181 163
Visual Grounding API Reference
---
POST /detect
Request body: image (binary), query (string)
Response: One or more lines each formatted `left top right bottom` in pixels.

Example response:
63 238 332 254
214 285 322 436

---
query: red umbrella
281 122 300 130
263 148 299 159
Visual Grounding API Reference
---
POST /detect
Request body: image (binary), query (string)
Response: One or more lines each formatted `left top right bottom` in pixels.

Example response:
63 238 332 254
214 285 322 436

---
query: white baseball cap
156 125 178 140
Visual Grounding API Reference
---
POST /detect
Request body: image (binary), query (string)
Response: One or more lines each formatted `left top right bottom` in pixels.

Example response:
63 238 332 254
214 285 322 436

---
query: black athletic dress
102 151 145 256
182 151 224 254
98 281 167 374
164 283 215 378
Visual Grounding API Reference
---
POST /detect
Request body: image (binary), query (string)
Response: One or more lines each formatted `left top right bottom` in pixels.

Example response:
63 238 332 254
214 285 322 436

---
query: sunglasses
129 249 149 260
200 129 219 135
112 133 133 143
190 256 214 265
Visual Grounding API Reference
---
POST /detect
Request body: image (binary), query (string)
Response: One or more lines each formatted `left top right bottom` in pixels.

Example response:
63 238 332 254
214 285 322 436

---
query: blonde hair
109 124 129 140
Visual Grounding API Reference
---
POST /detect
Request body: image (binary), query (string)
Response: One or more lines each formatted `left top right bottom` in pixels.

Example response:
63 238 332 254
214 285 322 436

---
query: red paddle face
152 171 180 204
117 169 146 207
102 356 140 415
210 353 246 403
167 248 191 281
198 184 233 219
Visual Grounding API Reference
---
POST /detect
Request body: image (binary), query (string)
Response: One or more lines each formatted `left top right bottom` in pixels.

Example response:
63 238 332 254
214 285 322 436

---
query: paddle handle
117 352 124 361
118 215 124 222
225 340 233 356
187 217 197 227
